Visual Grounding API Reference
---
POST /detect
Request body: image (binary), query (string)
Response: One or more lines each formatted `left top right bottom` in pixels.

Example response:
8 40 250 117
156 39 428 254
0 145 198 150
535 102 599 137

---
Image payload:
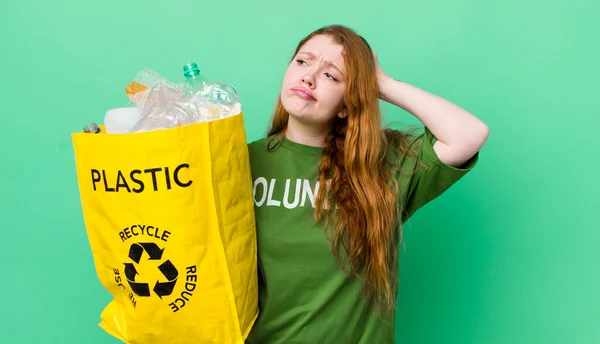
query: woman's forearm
379 77 489 166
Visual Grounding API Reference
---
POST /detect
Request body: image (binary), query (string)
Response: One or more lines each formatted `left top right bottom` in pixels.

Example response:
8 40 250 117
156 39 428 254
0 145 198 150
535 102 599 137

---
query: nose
301 74 315 89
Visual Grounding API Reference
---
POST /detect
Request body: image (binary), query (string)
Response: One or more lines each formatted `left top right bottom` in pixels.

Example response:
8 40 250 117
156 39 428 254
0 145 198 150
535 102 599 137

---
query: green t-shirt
245 128 478 344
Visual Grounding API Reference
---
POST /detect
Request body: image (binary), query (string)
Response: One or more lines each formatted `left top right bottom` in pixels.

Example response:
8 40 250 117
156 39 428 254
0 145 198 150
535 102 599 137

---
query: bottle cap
183 62 200 77
83 122 99 133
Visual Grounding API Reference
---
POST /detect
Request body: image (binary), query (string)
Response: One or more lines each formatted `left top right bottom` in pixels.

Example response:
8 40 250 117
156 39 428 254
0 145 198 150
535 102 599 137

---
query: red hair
267 25 419 313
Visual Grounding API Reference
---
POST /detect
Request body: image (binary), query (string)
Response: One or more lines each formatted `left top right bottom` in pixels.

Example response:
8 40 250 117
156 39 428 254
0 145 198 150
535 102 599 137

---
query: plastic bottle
83 122 100 133
209 83 239 105
104 107 141 134
183 62 208 94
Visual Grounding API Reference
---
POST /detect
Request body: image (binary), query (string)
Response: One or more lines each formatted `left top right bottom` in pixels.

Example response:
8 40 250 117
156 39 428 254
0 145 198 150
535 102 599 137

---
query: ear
337 108 348 119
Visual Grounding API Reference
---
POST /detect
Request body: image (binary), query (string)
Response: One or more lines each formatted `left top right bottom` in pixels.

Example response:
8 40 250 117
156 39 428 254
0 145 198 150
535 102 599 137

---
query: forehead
298 35 345 67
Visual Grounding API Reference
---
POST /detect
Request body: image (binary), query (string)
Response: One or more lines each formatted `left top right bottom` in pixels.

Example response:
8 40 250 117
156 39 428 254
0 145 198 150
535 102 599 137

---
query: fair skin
280 35 347 145
281 35 490 167
374 53 490 167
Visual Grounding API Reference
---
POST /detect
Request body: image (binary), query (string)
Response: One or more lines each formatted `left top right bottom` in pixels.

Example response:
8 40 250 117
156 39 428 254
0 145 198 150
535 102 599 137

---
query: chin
281 96 306 117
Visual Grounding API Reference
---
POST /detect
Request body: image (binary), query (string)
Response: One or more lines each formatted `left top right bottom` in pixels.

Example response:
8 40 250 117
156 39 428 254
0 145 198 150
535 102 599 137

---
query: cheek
321 86 345 109
281 66 299 85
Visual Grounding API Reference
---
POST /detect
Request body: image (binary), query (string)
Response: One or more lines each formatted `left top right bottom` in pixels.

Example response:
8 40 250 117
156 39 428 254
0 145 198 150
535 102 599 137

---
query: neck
285 116 332 147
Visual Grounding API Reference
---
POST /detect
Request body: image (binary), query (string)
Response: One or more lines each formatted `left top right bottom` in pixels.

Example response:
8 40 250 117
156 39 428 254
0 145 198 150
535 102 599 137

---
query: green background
1 0 598 343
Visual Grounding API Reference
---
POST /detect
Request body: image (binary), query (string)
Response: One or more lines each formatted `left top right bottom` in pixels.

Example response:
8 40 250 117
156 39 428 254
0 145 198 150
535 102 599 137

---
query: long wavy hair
267 25 419 314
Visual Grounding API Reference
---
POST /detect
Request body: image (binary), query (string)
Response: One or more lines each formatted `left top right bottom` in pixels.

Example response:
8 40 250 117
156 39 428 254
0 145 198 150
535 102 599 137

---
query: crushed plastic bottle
126 64 242 133
128 82 196 133
125 68 181 107
183 62 238 105
203 83 239 105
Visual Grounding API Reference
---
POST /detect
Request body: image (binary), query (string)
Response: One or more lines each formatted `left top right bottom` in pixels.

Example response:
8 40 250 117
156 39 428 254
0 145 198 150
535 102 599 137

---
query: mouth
291 87 316 101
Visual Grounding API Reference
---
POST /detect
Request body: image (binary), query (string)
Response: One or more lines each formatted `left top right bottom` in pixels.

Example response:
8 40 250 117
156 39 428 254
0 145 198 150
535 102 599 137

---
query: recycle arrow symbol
153 259 178 299
128 242 164 263
123 242 178 298
124 262 150 297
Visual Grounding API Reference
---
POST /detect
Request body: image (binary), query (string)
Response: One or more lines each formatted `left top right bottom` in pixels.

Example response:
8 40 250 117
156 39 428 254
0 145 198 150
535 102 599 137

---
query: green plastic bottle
183 62 207 94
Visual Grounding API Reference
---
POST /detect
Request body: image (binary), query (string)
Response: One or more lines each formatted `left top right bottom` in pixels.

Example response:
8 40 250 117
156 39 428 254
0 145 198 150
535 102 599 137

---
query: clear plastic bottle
183 62 208 94
208 83 239 105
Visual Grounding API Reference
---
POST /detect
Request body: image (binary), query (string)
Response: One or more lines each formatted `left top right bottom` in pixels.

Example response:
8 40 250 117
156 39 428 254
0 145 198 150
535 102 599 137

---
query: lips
291 87 316 101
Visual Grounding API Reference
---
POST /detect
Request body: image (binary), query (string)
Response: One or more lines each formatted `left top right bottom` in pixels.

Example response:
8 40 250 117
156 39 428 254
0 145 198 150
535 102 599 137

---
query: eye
296 59 307 65
325 72 338 81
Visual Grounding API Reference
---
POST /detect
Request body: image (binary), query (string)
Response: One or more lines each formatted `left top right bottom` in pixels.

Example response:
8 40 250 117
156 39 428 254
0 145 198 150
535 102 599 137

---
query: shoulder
248 137 270 153
386 126 478 220
385 126 477 174
247 137 276 166
382 127 423 171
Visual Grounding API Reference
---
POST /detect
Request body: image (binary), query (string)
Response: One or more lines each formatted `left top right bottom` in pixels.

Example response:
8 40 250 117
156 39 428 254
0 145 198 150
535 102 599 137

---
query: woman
246 25 489 343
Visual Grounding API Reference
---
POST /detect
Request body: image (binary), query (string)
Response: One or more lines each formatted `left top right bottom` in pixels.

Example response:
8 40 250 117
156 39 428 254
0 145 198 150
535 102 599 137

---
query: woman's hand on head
372 51 394 102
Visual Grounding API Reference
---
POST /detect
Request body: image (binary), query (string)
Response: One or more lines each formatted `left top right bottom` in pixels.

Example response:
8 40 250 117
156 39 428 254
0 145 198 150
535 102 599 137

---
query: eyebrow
298 51 345 76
